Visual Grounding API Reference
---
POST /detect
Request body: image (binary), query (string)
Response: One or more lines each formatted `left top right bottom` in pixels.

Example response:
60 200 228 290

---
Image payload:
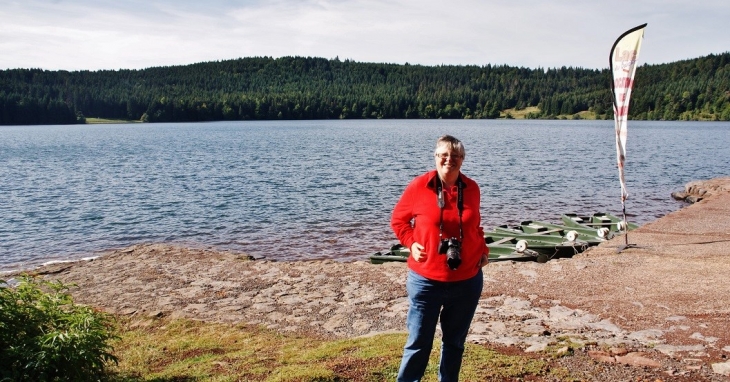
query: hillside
1 53 728 125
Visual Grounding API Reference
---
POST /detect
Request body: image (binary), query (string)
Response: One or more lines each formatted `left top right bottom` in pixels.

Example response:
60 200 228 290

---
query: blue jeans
397 269 483 382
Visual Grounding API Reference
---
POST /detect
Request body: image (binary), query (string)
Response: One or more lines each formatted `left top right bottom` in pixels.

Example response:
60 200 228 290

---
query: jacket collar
426 170 466 190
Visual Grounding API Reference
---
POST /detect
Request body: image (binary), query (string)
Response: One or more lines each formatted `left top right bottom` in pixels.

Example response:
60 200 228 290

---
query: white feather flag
610 24 646 202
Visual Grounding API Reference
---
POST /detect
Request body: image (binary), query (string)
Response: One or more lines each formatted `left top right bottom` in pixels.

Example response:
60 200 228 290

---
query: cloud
1 0 728 71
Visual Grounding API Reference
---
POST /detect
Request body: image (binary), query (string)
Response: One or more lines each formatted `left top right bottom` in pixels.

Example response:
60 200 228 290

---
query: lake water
1 120 729 272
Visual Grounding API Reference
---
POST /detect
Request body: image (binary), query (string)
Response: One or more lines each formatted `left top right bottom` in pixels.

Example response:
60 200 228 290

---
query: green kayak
369 243 545 264
512 220 611 245
561 212 639 232
487 244 546 263
369 244 410 264
485 231 587 260
492 225 591 246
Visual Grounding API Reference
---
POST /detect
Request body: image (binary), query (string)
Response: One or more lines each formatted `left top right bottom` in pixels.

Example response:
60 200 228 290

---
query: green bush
0 275 118 381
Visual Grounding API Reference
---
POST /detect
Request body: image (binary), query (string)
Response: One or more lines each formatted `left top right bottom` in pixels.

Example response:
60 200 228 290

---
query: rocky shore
11 177 730 381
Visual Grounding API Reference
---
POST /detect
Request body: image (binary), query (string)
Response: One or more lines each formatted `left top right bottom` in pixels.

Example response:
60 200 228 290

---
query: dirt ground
10 177 730 381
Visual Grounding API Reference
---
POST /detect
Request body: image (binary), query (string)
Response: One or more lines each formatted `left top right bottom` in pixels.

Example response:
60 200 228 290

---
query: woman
391 135 489 382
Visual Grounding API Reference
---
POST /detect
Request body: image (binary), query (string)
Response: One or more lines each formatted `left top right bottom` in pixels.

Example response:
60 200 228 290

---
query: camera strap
436 175 465 241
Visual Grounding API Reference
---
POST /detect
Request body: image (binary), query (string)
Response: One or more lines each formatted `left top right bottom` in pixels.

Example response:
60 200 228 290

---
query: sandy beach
10 177 730 381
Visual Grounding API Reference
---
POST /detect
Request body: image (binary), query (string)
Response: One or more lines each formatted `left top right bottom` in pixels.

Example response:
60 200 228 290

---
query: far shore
84 117 142 124
82 108 601 124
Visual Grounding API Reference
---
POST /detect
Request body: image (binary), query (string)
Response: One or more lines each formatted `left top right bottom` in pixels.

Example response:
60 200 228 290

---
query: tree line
1 52 728 125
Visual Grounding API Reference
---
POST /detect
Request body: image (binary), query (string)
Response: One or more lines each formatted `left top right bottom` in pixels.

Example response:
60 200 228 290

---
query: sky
1 0 728 72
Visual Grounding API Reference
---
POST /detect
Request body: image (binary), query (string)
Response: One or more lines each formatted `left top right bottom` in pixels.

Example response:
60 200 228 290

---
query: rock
522 324 549 335
524 340 549 353
675 177 730 203
628 329 664 342
686 195 703 203
653 344 706 357
711 361 730 376
690 332 719 343
588 319 622 333
548 305 576 320
588 350 616 363
119 308 138 315
148 310 164 318
615 352 661 368
609 347 629 356
555 346 571 356
518 269 537 278
671 191 689 201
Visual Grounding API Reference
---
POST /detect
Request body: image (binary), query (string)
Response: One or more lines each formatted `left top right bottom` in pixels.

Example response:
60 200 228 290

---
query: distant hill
1 53 728 125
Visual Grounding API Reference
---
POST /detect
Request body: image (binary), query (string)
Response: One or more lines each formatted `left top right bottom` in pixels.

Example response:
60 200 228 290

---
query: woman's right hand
410 242 426 262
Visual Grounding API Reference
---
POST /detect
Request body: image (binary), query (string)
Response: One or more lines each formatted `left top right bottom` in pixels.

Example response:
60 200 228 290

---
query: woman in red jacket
391 135 489 382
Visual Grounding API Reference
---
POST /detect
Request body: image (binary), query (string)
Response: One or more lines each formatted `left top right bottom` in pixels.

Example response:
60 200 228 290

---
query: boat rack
369 212 635 264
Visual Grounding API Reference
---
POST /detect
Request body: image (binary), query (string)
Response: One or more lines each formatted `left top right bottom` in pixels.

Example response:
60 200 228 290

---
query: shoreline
8 177 730 380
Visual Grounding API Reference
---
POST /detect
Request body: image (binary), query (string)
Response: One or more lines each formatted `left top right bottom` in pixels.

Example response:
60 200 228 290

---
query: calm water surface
1 120 729 271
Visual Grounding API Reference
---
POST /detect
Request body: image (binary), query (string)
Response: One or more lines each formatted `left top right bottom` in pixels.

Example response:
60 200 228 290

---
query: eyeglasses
435 153 463 160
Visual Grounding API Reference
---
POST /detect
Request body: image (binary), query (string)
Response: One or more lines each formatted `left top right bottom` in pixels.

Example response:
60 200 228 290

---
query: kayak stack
369 212 636 264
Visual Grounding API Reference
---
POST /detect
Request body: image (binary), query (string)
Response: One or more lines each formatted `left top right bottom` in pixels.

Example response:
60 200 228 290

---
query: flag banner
610 23 646 202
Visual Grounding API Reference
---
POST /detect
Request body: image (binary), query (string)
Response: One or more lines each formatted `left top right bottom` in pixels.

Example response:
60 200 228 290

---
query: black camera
438 237 462 270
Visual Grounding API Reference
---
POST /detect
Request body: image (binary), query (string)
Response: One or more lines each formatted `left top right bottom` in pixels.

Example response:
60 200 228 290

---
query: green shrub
0 275 118 381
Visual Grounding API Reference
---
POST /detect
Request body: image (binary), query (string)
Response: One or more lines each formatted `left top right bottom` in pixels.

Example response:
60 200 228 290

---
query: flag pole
622 198 629 249
609 23 646 253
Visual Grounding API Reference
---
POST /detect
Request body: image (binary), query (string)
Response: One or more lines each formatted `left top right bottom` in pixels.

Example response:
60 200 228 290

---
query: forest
1 52 729 125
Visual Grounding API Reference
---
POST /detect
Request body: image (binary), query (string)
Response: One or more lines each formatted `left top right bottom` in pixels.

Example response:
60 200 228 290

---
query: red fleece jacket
391 170 488 282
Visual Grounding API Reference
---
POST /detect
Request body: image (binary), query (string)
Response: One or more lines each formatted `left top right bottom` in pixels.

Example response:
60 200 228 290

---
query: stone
548 305 576 320
487 321 507 333
588 350 616 363
323 313 347 331
690 332 719 343
518 269 537 278
503 297 532 311
277 295 307 305
119 308 138 315
653 344 705 356
148 310 164 318
522 324 549 335
351 320 372 332
609 347 628 356
492 336 521 347
251 303 276 313
524 342 548 353
615 352 661 368
628 329 664 342
671 191 688 201
588 319 622 333
687 195 703 203
711 361 730 376
555 346 571 356
183 303 207 312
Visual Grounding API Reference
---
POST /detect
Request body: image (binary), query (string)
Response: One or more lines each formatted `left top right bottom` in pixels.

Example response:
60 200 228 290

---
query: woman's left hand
479 254 489 267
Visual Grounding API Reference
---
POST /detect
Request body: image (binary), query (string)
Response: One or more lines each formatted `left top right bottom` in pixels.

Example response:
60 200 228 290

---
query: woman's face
434 143 464 180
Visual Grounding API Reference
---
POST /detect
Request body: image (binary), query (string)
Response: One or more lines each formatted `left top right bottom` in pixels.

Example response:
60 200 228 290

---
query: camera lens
445 238 461 270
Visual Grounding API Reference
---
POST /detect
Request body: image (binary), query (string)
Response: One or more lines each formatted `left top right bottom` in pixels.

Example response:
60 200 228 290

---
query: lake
1 119 729 272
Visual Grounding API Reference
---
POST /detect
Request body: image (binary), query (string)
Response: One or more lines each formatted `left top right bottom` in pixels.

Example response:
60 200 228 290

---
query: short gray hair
434 135 465 158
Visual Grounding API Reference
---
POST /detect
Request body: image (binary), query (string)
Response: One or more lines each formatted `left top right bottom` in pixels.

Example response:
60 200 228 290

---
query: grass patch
500 107 610 120
106 317 560 381
501 106 541 119
85 117 141 124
